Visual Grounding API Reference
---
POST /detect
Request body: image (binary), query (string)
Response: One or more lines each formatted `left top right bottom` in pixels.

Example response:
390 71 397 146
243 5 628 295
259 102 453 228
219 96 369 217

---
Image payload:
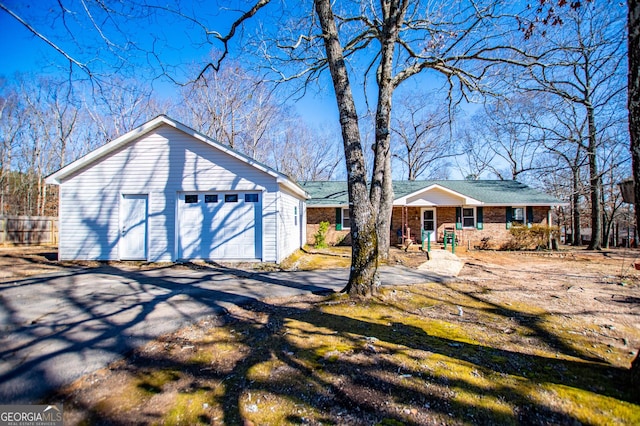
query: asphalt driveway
0 263 454 404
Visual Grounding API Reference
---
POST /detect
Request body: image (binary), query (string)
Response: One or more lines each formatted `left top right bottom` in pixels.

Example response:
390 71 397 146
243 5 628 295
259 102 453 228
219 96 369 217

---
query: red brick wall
305 207 350 246
307 205 551 249
431 206 551 249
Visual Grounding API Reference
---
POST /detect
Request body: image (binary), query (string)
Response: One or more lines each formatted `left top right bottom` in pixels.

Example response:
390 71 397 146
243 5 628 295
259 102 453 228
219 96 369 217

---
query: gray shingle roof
300 180 564 206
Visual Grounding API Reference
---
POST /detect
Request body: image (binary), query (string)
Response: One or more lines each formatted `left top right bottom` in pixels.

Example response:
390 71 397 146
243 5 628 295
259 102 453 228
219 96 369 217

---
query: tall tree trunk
601 189 611 249
586 104 602 250
40 178 47 216
630 0 640 234
371 0 402 261
571 166 582 246
315 0 379 296
377 150 393 260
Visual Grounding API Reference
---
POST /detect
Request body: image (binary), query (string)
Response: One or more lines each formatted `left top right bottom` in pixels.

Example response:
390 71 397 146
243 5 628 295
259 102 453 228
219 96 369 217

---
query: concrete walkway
0 263 456 404
417 249 465 276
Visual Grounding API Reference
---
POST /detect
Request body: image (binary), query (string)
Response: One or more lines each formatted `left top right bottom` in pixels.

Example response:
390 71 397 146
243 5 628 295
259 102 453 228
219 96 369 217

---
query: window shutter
526 206 534 227
335 208 342 230
506 206 513 229
476 207 484 230
455 207 462 230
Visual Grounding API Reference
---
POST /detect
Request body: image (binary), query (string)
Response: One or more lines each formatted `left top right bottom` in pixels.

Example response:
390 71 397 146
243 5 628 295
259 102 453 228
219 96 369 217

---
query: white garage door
178 192 261 260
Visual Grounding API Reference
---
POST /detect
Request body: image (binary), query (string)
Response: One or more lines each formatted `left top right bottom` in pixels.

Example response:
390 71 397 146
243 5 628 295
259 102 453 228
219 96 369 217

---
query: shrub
477 236 492 250
503 225 559 250
314 221 330 249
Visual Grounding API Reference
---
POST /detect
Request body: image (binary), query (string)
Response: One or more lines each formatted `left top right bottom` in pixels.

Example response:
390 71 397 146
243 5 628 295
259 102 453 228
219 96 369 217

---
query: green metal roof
299 181 349 206
300 180 564 206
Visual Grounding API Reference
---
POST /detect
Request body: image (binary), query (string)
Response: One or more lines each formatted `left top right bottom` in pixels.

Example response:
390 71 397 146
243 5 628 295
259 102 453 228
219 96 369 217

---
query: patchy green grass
55 275 640 426
280 246 352 271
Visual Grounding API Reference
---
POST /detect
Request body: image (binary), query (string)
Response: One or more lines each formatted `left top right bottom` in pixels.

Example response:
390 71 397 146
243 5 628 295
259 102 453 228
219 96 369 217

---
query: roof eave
278 178 309 199
481 202 568 207
307 203 349 208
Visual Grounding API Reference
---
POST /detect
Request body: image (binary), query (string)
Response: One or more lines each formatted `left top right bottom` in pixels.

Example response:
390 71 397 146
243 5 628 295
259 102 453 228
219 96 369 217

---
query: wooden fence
0 216 58 245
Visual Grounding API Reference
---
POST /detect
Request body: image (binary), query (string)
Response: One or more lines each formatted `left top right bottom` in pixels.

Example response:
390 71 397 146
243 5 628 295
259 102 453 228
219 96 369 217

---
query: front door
120 194 148 260
422 208 436 238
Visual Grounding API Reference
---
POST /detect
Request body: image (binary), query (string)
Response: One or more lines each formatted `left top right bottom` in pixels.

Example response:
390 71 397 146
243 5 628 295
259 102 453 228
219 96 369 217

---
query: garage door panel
178 192 259 260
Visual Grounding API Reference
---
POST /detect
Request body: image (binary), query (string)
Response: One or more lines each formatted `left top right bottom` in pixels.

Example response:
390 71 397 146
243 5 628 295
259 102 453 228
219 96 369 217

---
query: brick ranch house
301 180 565 249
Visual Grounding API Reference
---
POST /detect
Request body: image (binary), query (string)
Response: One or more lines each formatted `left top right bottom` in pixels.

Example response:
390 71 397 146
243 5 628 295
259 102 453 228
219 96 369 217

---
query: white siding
277 187 304 262
58 125 281 261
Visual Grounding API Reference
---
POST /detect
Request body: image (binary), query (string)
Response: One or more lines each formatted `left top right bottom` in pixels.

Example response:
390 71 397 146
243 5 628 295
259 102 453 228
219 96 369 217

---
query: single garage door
178 192 261 260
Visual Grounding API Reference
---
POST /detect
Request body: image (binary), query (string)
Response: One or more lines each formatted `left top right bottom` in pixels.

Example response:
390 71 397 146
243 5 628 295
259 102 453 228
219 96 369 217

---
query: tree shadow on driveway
0 261 367 404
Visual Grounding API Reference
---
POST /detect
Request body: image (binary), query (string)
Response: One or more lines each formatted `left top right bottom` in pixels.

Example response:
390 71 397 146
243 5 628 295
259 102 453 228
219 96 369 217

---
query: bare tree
85 78 160 144
629 0 640 233
391 95 456 180
516 4 627 250
454 122 496 180
310 0 531 292
271 124 342 182
595 119 631 247
175 64 341 181
15 77 82 215
177 66 278 156
535 98 590 245
0 87 24 214
275 0 541 290
470 93 547 181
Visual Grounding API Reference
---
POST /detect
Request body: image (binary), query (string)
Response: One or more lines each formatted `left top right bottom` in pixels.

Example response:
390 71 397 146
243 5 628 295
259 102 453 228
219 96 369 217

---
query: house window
513 207 525 224
245 194 259 202
462 208 475 228
342 208 351 230
225 194 238 202
205 194 218 203
185 194 198 204
294 206 298 226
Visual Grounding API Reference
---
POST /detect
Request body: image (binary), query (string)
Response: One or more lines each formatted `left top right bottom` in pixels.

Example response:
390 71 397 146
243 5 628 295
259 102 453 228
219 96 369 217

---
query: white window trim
342 207 351 230
462 206 476 229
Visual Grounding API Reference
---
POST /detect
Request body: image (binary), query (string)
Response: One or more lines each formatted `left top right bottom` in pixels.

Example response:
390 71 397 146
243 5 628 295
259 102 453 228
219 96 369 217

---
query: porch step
395 243 466 253
396 243 447 251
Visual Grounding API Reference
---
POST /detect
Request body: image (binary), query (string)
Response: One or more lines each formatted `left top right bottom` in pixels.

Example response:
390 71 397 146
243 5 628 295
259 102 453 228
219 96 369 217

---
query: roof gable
46 115 307 199
396 183 482 206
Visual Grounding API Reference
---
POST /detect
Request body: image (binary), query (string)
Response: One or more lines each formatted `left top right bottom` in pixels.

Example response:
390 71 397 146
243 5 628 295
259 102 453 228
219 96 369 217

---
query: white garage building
46 115 308 263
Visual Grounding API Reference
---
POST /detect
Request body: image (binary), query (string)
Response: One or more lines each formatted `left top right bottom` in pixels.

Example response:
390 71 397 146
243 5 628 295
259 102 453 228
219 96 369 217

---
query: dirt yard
3 246 640 424
0 246 63 281
459 248 640 361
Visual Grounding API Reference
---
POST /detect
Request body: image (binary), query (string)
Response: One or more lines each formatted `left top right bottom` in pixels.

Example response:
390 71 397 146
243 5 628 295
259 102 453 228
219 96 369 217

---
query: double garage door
177 192 261 260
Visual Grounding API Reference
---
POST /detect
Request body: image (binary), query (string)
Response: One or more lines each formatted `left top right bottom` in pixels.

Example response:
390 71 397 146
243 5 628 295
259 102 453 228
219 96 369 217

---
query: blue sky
0 0 341 127
1 9 47 76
